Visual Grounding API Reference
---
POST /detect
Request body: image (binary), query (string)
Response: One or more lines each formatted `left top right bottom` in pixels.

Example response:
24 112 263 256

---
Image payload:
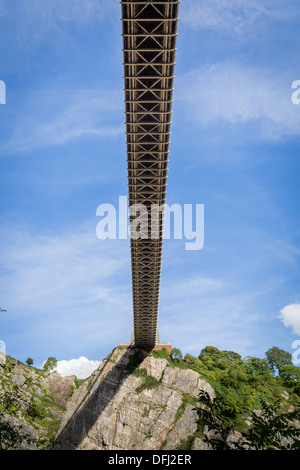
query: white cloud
177 61 300 140
279 303 300 335
180 0 300 34
1 88 123 156
52 356 102 379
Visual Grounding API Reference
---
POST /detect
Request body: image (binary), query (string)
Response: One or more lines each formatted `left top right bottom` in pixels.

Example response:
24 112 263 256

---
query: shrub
196 391 300 450
26 399 45 421
151 348 170 360
26 358 33 367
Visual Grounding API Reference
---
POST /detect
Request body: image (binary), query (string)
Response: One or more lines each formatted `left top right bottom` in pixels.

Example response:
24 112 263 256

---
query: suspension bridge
120 0 180 352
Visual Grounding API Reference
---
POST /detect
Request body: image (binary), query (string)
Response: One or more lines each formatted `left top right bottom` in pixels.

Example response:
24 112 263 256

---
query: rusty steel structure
121 0 180 349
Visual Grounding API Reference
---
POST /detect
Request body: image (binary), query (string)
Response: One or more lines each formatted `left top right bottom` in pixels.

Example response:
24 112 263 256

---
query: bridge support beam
121 0 180 350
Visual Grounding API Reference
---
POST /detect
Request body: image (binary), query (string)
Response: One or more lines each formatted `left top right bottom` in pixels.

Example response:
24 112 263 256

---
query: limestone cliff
53 347 214 450
1 346 299 450
0 347 215 450
0 355 76 449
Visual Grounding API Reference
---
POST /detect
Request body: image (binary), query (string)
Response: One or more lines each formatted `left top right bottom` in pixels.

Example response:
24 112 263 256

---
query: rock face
54 347 214 450
47 373 77 407
2 347 299 450
1 347 215 450
0 356 76 449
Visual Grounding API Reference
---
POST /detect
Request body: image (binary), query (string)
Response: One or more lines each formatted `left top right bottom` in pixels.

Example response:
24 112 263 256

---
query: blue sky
0 0 300 375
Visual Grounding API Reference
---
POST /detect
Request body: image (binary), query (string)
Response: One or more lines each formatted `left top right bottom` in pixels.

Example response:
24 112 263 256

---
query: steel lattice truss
121 0 180 349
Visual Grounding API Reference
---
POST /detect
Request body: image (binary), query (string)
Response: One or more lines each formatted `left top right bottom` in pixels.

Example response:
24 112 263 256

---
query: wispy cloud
0 221 132 357
159 273 270 357
158 223 299 357
0 221 129 310
1 88 123 156
163 275 225 299
22 0 118 23
1 0 119 34
177 61 300 141
180 0 300 35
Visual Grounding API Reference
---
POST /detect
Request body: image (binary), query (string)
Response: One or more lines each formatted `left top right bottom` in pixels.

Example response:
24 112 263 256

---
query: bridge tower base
119 342 172 357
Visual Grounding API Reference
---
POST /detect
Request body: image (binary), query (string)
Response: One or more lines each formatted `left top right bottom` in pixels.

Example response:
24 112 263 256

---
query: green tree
43 357 58 371
223 350 242 364
198 346 228 371
279 365 300 393
219 361 248 389
196 391 300 450
244 356 272 381
266 347 293 375
280 365 300 381
26 357 33 367
184 353 198 363
172 348 183 360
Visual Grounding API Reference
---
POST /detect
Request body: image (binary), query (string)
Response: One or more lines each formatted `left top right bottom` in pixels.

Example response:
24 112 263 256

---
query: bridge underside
121 0 179 350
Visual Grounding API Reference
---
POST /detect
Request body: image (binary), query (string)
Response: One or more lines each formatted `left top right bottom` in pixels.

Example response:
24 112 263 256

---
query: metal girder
121 0 179 350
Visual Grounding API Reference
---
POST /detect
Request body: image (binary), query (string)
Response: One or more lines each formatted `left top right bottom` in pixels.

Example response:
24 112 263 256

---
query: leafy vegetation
265 346 293 375
170 345 300 415
149 344 299 418
43 357 58 371
26 398 46 420
0 355 70 449
150 348 170 360
196 391 300 450
0 345 299 450
165 344 299 449
174 392 197 424
172 348 183 361
135 373 161 394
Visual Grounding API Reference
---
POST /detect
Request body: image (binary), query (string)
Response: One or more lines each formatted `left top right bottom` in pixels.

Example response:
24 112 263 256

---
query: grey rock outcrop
0 356 76 449
54 347 214 450
47 373 77 406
